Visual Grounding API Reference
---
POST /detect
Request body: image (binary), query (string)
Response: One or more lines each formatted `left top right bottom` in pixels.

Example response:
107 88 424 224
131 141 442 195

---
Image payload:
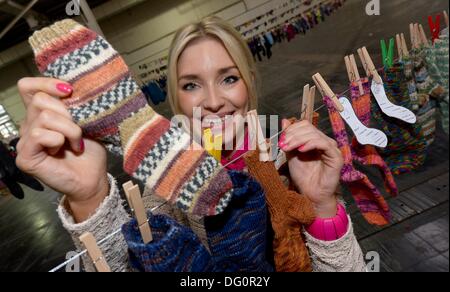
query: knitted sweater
57 174 366 272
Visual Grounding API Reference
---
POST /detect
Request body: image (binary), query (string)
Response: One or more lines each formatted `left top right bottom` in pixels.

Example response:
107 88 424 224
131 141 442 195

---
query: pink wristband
305 204 349 241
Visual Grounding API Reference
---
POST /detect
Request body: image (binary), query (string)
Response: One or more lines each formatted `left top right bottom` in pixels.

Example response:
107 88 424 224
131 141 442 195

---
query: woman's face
177 37 249 148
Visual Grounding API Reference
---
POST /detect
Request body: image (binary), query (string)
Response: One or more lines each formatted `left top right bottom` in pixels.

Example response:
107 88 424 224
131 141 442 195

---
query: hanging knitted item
424 34 449 134
350 79 398 197
28 19 234 217
204 170 274 272
244 149 315 272
122 214 218 272
323 95 390 226
372 64 428 175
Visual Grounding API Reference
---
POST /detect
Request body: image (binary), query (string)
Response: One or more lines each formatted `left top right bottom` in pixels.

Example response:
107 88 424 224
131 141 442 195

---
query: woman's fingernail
278 141 285 148
56 83 73 94
298 145 305 151
79 139 85 153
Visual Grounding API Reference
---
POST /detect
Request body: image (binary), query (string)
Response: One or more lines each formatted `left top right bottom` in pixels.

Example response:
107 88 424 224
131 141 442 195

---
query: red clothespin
428 14 441 43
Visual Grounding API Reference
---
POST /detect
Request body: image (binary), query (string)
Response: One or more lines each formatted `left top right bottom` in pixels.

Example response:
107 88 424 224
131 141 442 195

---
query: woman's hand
280 119 343 218
16 77 109 222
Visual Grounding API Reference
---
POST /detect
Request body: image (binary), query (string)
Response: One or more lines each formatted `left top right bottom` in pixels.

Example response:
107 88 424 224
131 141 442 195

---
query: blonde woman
16 17 366 272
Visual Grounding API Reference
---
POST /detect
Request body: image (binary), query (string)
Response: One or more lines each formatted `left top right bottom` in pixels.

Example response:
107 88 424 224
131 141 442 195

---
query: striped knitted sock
122 214 218 272
402 56 420 111
204 170 274 272
425 34 449 134
350 80 398 197
372 64 428 175
244 150 315 272
29 20 233 217
324 96 390 226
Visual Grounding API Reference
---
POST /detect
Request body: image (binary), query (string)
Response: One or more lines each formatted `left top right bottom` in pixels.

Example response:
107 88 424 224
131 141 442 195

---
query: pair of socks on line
372 63 428 175
122 171 273 272
29 19 233 217
324 94 391 226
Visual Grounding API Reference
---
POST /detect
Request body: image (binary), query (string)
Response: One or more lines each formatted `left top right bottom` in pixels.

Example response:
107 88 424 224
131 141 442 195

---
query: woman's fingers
28 110 83 153
16 128 65 173
18 77 73 107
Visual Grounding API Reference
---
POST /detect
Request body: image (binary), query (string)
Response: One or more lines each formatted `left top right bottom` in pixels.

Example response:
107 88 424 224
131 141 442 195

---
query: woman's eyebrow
218 66 238 75
178 66 238 81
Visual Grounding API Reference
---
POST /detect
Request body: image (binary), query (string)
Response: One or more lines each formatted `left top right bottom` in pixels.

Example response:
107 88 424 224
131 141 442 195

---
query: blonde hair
167 16 258 115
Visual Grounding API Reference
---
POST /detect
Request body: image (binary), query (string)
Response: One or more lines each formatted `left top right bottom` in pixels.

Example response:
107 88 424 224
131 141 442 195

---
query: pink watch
305 203 349 241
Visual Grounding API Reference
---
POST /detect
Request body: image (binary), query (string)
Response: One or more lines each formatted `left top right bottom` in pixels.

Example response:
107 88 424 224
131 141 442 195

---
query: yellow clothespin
301 84 316 123
312 73 344 112
203 128 223 162
247 110 271 162
123 183 153 244
360 47 383 84
79 232 111 272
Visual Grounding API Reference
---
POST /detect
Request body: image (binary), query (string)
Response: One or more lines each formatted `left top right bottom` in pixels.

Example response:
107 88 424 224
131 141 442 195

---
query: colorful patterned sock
425 34 449 134
402 56 420 111
324 95 390 226
372 64 428 175
204 170 274 272
122 214 218 272
244 150 315 272
350 80 398 197
29 19 233 217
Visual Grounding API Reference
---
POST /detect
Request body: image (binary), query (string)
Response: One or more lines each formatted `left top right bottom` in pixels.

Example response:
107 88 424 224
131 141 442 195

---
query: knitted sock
324 95 390 226
425 34 449 134
122 213 218 272
29 20 233 217
402 56 420 111
350 80 398 197
244 150 315 272
372 64 428 175
204 170 273 272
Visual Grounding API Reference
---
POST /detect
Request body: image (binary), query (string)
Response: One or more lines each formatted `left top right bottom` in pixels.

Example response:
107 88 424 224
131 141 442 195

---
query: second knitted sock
244 150 315 272
324 95 390 226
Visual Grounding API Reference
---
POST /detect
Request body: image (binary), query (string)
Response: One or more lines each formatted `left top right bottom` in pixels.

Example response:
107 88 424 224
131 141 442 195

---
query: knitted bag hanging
372 63 428 175
28 19 234 217
244 150 315 272
349 79 398 197
424 34 449 134
323 95 391 226
204 170 274 272
122 213 219 272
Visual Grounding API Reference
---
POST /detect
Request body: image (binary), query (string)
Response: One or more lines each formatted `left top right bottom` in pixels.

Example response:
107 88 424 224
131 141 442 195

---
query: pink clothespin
428 14 441 43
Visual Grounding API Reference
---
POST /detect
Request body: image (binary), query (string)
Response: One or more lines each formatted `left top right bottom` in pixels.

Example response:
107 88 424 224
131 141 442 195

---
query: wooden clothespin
301 84 316 123
428 14 441 43
123 183 153 244
381 38 395 68
357 48 369 77
414 23 422 47
79 232 111 272
312 73 344 112
444 11 449 28
409 23 417 49
247 110 271 161
400 33 409 58
396 34 403 59
350 54 364 96
360 47 383 84
418 24 430 47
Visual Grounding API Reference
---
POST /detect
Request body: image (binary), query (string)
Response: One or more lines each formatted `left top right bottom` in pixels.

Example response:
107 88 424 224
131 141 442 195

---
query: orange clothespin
79 232 111 272
123 183 153 244
312 73 344 112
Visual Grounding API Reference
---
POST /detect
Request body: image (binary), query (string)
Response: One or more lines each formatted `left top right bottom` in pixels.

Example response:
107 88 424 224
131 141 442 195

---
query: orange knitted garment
244 150 316 272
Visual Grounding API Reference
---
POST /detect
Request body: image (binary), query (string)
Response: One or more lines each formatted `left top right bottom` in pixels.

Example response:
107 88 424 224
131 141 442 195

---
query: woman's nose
203 87 225 112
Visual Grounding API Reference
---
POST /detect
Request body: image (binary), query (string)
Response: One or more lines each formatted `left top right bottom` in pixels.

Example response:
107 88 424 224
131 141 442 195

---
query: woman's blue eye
223 76 239 85
183 83 198 91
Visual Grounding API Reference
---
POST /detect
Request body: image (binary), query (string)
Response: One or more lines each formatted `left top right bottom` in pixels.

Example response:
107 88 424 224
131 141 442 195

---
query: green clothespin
381 38 395 68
